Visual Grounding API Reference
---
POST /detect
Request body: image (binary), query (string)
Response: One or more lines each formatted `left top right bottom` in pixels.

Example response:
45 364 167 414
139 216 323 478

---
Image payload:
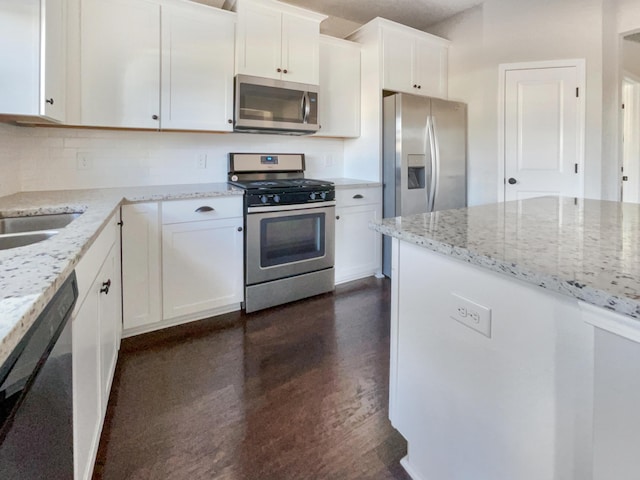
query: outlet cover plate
450 292 492 338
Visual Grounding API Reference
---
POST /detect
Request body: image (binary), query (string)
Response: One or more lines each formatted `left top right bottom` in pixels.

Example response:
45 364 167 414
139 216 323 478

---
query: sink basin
0 212 81 234
0 232 58 250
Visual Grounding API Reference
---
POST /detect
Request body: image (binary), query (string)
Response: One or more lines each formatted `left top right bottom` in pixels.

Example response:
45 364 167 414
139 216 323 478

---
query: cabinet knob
336 215 340 220
237 226 243 232
508 177 517 185
277 68 282 73
152 114 159 120
228 119 233 124
100 279 111 295
413 84 418 88
417 85 422 89
46 98 54 105
283 69 288 74
195 206 215 213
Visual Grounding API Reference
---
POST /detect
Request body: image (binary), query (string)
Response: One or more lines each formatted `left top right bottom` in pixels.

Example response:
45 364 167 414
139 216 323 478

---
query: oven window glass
238 84 317 124
260 213 325 267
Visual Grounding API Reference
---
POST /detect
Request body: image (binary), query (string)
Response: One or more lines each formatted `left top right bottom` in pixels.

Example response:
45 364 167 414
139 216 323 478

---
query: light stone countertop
322 178 382 189
0 183 243 367
371 196 640 320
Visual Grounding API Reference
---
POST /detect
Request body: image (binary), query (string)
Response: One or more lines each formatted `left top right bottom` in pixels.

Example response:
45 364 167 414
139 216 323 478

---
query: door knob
508 177 517 185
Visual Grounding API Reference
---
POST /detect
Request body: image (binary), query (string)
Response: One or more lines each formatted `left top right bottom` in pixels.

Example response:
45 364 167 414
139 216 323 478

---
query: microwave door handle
302 92 311 124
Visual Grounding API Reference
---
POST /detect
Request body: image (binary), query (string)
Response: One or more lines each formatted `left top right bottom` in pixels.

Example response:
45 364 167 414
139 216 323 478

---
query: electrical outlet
197 154 207 169
450 293 492 337
76 153 92 170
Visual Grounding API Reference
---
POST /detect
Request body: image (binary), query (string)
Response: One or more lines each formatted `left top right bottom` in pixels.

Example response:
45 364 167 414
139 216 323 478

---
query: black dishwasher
0 272 77 479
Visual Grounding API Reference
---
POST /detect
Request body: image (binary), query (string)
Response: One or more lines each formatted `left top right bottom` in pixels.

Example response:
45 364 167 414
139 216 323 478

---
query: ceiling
193 0 484 36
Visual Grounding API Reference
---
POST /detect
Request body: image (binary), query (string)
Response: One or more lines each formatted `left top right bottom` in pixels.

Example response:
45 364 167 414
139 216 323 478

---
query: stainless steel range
228 153 335 313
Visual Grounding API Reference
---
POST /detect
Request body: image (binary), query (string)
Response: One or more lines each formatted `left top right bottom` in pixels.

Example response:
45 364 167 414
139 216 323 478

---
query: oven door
246 202 335 285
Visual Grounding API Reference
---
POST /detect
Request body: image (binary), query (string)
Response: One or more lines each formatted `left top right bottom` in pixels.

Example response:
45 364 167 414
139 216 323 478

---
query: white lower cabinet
121 202 162 334
72 213 121 480
334 186 382 284
162 197 244 321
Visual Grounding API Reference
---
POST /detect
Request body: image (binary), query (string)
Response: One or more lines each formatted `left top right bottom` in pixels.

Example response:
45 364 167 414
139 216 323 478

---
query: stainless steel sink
0 232 58 250
0 212 81 235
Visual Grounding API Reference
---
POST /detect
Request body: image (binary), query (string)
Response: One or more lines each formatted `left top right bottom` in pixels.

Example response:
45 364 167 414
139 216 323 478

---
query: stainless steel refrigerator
382 92 467 277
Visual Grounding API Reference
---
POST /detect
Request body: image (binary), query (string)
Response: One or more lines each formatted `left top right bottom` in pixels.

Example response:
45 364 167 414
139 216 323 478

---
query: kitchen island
371 196 640 480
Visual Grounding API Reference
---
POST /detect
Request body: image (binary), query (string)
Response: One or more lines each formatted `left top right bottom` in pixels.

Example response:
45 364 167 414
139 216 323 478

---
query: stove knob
273 194 280 203
320 191 327 200
260 195 268 204
310 192 316 200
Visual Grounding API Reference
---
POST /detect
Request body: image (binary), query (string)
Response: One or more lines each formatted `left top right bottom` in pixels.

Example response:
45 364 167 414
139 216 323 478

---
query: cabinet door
121 203 162 332
42 0 66 121
73 281 101 480
98 243 120 411
163 218 244 320
235 2 282 80
161 4 235 131
81 0 160 128
414 38 448 99
382 28 414 94
335 203 381 284
316 36 360 138
0 0 65 121
281 13 320 84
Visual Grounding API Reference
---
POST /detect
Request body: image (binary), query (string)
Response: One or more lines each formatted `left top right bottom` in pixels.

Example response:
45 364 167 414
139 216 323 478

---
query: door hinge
576 87 579 98
574 163 579 174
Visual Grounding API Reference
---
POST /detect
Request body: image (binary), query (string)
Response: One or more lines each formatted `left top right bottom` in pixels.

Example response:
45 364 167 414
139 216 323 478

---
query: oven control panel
246 189 335 207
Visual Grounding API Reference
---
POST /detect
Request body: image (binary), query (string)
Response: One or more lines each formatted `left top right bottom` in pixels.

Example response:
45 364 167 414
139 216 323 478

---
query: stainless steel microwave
234 74 319 135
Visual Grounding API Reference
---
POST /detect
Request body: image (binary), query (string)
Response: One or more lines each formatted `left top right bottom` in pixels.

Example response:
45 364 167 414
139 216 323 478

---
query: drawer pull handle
353 194 364 199
195 206 215 213
100 279 111 295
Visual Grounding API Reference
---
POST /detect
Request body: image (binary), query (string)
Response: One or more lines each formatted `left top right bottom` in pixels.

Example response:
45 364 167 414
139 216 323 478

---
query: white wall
0 123 22 196
6 126 345 191
430 0 605 205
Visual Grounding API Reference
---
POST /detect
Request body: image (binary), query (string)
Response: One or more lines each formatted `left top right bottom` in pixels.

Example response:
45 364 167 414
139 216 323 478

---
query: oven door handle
248 201 336 214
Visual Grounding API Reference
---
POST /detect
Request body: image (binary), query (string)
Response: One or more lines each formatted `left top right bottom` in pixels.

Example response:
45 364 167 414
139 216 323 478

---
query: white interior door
622 78 640 203
503 64 584 201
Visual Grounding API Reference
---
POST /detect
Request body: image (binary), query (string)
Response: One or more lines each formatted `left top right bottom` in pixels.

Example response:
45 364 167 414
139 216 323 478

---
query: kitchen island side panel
392 241 594 480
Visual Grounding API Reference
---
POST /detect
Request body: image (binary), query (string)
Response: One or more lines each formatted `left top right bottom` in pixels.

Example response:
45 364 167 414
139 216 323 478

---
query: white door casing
499 60 585 202
622 76 640 203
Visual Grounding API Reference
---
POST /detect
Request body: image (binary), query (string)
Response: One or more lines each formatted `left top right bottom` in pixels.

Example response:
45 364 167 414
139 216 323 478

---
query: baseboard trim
400 456 426 480
122 303 241 338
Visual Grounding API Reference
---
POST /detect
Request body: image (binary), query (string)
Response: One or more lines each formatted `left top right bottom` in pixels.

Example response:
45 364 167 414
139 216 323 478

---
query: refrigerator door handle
425 115 433 211
428 116 438 212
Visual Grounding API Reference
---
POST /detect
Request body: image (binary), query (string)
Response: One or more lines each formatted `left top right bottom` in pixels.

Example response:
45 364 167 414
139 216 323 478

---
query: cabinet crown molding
347 16 450 47
232 0 327 22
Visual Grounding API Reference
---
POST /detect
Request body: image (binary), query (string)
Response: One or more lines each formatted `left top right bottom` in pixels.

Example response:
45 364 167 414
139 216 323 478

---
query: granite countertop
0 183 243 367
322 178 382 189
371 196 640 320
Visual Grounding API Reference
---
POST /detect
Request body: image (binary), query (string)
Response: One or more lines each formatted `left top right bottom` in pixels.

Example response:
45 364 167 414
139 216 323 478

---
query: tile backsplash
0 124 21 197
4 124 346 193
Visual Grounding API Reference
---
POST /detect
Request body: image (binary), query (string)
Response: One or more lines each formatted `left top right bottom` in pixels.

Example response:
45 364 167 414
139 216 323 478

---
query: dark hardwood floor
93 277 410 480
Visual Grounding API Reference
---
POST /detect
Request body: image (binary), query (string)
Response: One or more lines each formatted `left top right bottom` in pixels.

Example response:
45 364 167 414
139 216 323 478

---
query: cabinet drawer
161 197 242 224
335 187 382 208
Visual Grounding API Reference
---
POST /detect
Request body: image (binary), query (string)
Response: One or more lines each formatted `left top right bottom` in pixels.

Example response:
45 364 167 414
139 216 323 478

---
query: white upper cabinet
0 0 66 122
234 0 326 84
80 0 235 130
160 2 235 131
315 35 361 138
80 0 161 128
381 19 449 98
